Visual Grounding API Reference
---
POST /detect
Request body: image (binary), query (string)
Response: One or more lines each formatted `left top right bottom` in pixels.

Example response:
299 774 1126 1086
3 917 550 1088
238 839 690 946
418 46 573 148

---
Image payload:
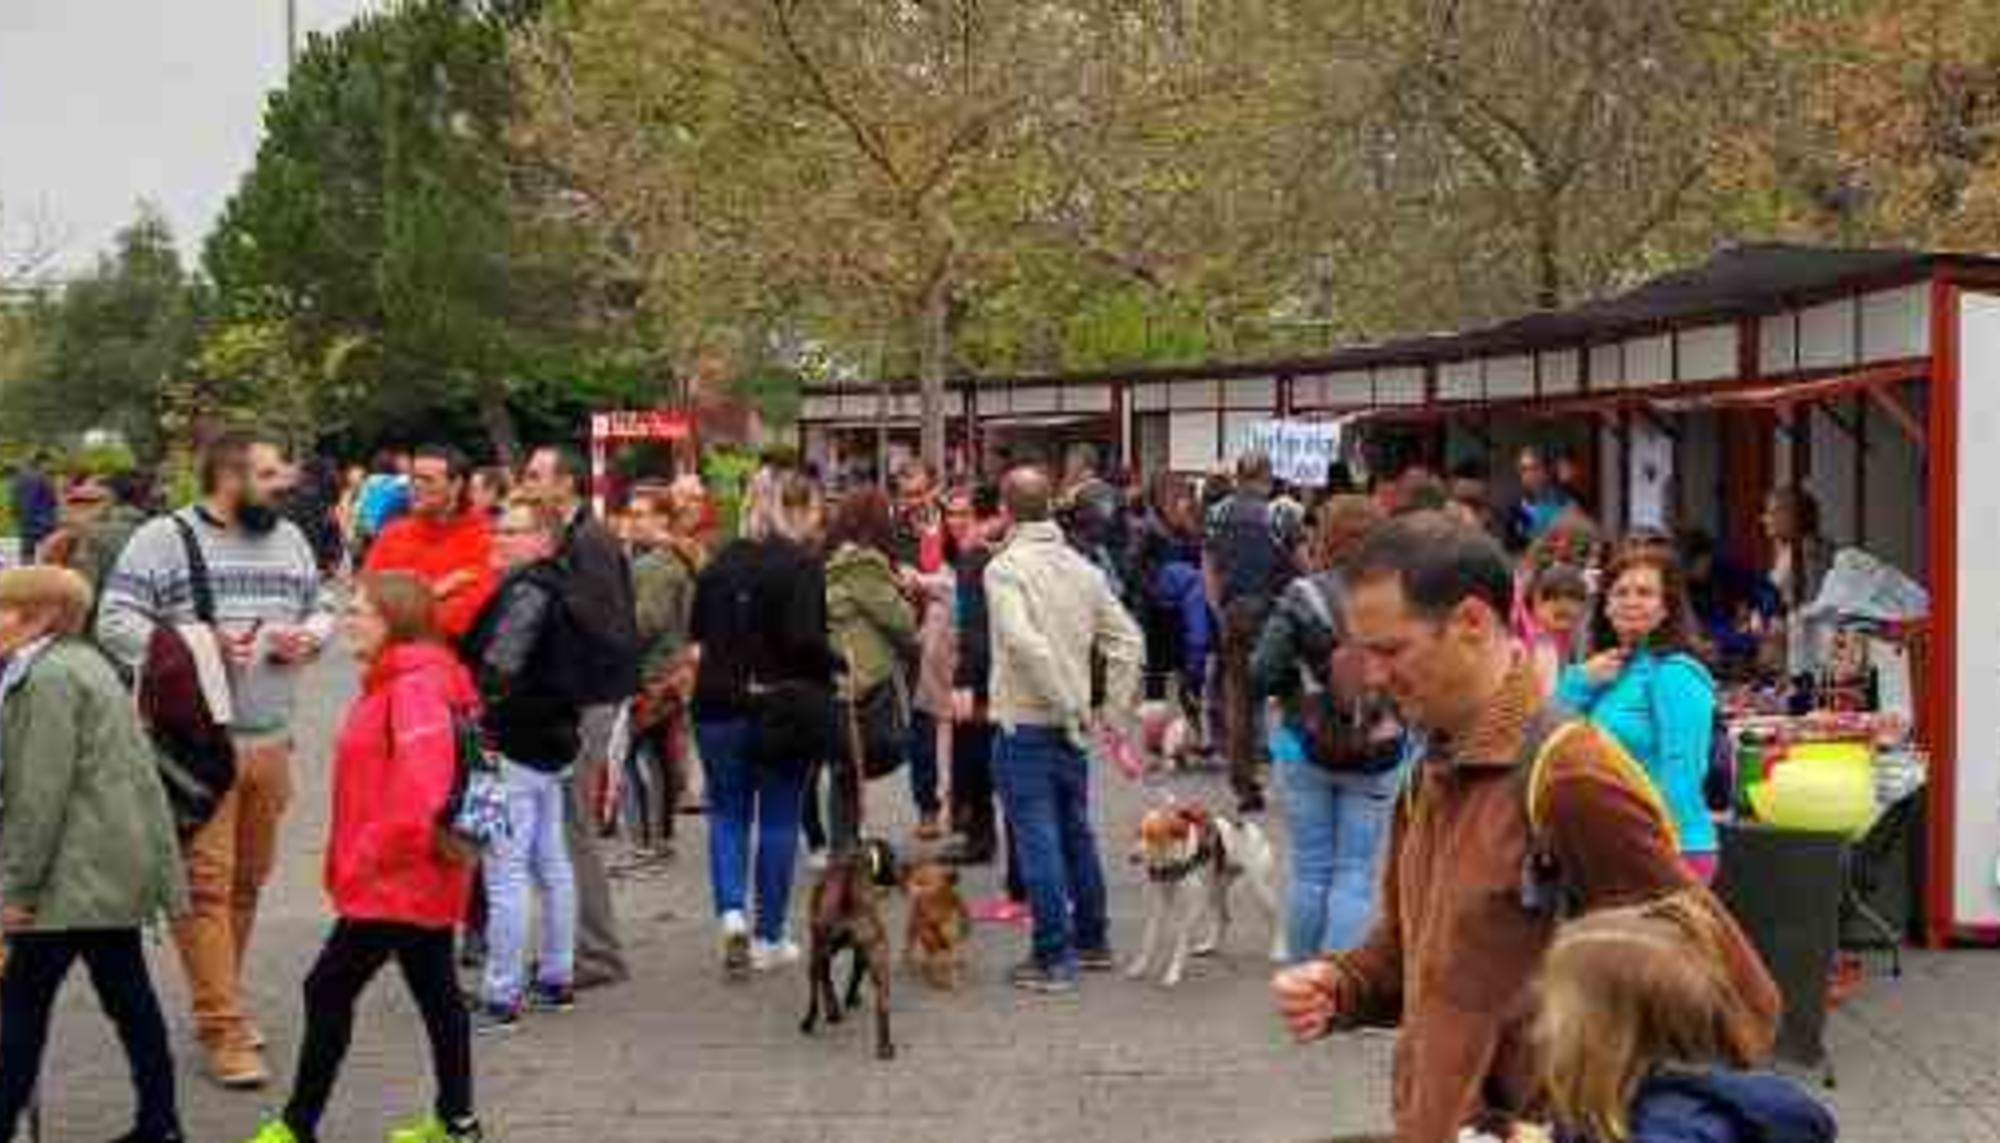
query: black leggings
950 722 1025 901
283 920 471 1140
0 928 180 1141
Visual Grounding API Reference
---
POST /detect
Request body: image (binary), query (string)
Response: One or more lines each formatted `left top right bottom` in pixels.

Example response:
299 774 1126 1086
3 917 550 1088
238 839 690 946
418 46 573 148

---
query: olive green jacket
825 544 918 700
633 540 702 679
0 638 186 930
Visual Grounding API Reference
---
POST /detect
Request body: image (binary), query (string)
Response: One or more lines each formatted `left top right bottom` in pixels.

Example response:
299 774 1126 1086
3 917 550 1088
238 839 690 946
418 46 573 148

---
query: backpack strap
1517 703 1587 840
169 515 217 627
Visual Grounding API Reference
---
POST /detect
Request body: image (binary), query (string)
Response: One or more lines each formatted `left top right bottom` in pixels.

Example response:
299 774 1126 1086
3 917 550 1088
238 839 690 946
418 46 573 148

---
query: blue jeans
697 718 808 944
483 760 577 1007
908 710 941 819
993 726 1108 975
1271 727 1399 959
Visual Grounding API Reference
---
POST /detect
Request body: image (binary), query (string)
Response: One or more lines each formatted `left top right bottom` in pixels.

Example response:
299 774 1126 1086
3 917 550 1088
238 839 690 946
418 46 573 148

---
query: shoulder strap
1517 702 1586 838
1520 701 1673 840
170 515 217 626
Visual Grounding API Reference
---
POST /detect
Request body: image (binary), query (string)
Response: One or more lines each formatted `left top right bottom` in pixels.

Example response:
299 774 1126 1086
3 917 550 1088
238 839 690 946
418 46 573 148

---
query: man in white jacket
984 466 1143 993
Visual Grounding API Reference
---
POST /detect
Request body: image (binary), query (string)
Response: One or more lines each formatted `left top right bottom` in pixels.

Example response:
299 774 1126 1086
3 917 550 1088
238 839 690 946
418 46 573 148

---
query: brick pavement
26 657 2000 1142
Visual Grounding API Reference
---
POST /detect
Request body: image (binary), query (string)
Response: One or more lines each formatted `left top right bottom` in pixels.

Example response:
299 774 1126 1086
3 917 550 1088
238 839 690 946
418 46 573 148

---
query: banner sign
1234 419 1346 487
590 410 694 442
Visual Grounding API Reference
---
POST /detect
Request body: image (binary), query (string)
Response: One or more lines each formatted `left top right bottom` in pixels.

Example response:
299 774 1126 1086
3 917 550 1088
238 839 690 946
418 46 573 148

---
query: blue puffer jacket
1560 1068 1837 1143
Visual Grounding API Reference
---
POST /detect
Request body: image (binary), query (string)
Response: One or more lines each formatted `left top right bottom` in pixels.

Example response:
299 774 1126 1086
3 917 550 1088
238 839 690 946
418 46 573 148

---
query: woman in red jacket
245 572 483 1143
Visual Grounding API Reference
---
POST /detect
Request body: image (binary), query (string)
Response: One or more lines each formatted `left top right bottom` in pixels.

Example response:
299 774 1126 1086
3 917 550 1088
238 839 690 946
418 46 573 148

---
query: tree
0 205 201 459
206 0 629 461
515 0 1280 468
1716 0 2000 250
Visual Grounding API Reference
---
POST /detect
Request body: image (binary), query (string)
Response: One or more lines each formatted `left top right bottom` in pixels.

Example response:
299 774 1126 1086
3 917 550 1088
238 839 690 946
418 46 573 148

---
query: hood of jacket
1626 1070 1836 1143
826 541 895 584
363 640 481 707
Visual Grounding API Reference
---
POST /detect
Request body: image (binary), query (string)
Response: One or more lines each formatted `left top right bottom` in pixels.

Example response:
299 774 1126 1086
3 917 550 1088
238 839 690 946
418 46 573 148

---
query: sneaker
470 1003 520 1036
239 1121 300 1143
720 910 752 981
388 1114 484 1143
203 1041 270 1090
525 981 576 1012
751 938 803 973
805 848 830 873
1077 947 1117 973
1008 960 1079 995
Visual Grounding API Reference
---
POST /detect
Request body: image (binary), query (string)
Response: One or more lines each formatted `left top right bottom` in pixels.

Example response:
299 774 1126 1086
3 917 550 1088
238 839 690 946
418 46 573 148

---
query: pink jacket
326 642 480 929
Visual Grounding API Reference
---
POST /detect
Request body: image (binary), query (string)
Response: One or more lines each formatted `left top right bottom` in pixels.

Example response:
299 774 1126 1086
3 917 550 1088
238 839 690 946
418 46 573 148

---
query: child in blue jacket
1536 897 1835 1143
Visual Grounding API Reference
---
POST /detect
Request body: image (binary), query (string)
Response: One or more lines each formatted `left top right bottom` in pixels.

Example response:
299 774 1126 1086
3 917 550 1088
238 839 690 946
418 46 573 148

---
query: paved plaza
25 658 2000 1143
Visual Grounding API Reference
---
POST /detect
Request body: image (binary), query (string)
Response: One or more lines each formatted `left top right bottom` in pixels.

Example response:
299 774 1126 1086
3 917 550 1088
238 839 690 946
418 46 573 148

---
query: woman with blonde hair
1536 898 1830 1143
0 565 187 1143
689 473 838 976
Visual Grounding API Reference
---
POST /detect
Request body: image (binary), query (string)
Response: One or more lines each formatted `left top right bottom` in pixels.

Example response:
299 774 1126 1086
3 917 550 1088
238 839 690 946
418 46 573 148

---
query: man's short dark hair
1236 451 1273 486
414 443 471 482
1002 466 1053 523
198 429 280 495
1349 510 1514 622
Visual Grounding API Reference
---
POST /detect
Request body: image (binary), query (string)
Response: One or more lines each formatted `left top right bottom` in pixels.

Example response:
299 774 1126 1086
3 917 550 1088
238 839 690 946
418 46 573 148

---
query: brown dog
800 842 897 1060
904 861 970 990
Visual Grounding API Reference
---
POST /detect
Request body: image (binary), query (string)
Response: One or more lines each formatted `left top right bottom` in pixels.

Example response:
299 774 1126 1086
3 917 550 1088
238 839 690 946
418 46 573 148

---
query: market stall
797 244 2000 941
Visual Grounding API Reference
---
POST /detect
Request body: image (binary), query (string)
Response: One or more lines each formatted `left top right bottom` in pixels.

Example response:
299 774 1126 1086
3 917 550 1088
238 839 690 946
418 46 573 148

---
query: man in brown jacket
1273 513 1778 1143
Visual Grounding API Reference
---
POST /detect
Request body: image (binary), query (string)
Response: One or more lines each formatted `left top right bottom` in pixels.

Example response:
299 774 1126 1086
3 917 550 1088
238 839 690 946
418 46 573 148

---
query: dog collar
1147 831 1222 884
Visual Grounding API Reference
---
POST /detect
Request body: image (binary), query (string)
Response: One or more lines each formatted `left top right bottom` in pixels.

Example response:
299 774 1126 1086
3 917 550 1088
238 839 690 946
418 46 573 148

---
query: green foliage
0 206 200 460
700 446 760 538
205 0 617 459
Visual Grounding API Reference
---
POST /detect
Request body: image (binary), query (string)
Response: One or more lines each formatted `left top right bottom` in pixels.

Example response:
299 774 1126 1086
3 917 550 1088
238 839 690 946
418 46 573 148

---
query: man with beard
99 430 335 1089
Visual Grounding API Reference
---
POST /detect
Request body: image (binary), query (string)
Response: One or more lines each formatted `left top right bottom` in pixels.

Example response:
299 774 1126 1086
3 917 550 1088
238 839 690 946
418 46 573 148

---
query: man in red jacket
363 444 496 641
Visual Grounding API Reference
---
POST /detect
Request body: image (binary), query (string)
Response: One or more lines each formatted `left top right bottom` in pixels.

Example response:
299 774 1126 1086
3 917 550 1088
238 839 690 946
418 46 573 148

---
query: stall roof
804 243 2000 396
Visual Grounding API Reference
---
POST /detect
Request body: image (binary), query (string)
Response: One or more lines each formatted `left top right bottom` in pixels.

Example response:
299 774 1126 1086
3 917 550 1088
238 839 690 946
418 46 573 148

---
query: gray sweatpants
564 703 629 984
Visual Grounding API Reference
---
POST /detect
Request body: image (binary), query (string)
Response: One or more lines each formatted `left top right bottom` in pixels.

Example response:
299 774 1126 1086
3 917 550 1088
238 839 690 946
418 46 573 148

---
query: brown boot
204 1040 270 1090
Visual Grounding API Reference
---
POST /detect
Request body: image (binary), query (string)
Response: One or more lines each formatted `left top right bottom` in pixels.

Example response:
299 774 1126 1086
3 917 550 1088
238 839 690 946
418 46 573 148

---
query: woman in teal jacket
1557 548 1719 880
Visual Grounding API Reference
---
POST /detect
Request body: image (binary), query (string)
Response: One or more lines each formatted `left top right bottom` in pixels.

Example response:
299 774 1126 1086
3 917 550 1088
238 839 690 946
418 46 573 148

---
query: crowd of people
0 429 1840 1143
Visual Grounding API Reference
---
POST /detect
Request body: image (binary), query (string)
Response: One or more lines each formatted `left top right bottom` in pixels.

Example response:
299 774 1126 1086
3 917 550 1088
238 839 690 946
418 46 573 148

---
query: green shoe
388 1114 483 1143
242 1121 302 1143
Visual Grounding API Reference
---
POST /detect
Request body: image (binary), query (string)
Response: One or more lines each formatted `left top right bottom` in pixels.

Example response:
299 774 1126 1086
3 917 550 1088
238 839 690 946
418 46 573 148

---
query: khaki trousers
172 738 293 1049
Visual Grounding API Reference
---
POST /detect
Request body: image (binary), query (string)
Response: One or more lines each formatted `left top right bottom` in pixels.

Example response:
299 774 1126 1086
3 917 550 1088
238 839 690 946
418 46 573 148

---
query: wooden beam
1867 381 1928 449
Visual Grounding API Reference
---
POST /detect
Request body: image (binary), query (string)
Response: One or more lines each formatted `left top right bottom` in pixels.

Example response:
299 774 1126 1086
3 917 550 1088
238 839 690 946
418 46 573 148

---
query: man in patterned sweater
98 430 335 1090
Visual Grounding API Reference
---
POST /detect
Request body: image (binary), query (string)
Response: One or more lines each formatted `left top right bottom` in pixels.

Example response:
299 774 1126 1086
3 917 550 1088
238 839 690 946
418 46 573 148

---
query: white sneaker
750 938 802 972
720 910 751 979
805 848 830 873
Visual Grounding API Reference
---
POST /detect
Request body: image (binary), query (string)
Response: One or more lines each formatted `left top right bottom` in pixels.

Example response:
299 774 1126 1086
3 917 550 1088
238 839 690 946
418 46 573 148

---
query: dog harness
1148 823 1229 885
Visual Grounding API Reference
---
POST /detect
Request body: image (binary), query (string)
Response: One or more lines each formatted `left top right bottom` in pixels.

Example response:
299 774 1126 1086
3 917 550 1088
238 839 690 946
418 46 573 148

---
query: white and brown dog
1126 802 1286 987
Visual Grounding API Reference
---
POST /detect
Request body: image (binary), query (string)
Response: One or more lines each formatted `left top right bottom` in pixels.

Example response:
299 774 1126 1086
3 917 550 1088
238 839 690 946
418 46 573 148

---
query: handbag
836 631 909 780
385 689 509 864
438 709 510 862
749 679 832 770
137 517 239 836
848 679 910 780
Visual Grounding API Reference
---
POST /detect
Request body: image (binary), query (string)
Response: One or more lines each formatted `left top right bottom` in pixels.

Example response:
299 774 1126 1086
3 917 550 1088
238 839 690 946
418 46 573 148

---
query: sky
0 0 380 278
